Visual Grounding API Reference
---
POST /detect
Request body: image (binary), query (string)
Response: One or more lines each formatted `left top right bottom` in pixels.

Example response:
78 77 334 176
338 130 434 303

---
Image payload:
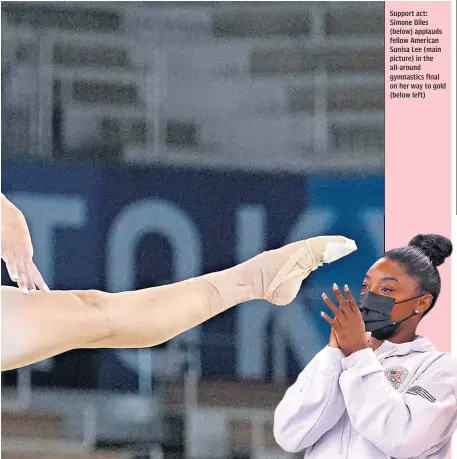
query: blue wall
2 160 384 390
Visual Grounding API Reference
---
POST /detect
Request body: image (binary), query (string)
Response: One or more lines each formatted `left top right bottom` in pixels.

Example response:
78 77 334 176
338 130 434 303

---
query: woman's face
361 257 431 322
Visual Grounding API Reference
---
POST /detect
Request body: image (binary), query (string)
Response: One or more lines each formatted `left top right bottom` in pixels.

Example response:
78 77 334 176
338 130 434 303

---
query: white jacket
274 337 457 458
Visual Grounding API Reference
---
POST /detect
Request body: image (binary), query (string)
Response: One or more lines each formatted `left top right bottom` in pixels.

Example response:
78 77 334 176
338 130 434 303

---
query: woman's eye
361 283 368 290
381 287 394 293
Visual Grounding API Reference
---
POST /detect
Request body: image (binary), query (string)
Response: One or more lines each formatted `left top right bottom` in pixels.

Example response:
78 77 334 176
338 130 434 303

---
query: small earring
414 309 420 314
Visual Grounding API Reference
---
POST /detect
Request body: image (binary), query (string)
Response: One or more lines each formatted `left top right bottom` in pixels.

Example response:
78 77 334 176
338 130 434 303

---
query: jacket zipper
345 421 352 459
339 415 344 454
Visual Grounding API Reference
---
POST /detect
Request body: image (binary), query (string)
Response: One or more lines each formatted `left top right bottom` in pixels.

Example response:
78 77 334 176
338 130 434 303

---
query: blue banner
2 159 384 390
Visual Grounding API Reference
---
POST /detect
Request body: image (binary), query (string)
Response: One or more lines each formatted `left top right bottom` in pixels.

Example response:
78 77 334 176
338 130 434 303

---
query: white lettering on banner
235 205 268 379
106 199 203 377
286 207 336 243
106 199 202 290
235 205 267 263
273 304 323 381
235 207 333 381
7 193 88 286
361 209 385 254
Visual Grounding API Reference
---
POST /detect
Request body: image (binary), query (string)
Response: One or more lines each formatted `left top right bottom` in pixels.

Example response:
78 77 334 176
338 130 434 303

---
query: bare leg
1 287 109 371
1 236 355 371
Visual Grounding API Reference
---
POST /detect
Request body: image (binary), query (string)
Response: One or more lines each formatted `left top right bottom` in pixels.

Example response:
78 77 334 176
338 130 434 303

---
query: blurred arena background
1 2 384 458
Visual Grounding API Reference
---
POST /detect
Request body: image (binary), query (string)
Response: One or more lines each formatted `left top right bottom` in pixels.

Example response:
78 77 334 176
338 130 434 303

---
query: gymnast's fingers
26 260 49 292
16 259 32 293
2 251 19 283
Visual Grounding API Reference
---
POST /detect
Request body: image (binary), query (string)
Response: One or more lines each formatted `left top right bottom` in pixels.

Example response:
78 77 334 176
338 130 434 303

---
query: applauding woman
274 234 457 459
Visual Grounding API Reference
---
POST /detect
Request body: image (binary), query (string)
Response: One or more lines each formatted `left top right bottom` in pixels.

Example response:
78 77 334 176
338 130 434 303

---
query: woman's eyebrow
381 276 400 283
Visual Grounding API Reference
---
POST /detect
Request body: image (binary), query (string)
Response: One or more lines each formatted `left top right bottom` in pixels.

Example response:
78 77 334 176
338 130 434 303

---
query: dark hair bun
409 234 453 267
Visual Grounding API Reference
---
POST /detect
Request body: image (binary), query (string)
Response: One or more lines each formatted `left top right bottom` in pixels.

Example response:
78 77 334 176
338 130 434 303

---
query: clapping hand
321 283 368 356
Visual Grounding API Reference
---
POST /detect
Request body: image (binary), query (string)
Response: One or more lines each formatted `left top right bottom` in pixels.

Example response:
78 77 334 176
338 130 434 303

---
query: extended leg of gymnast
1 235 356 371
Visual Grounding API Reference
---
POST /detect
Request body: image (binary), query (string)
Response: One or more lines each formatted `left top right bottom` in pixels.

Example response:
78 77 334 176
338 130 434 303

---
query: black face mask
359 291 426 340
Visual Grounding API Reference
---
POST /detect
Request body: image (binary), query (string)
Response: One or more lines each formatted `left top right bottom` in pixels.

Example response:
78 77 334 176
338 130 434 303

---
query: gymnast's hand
1 194 49 293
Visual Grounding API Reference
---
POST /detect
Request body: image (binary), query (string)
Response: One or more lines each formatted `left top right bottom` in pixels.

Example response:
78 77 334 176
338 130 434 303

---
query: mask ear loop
390 310 418 327
395 293 434 317
393 293 428 305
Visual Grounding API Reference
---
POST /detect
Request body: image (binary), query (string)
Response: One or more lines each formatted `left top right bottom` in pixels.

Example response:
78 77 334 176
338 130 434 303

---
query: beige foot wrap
192 235 357 316
259 236 357 305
